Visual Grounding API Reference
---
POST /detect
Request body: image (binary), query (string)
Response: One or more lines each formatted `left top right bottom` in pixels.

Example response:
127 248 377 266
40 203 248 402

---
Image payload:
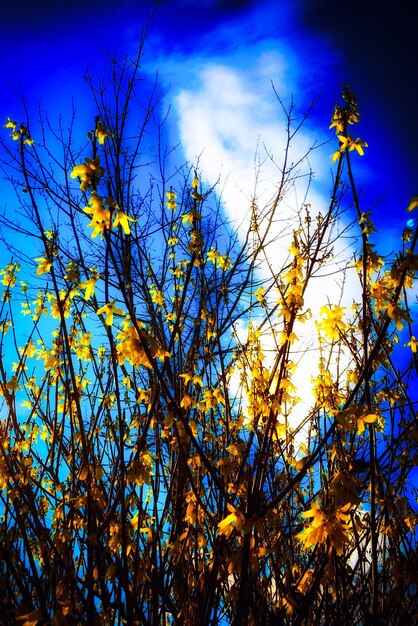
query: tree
0 40 417 626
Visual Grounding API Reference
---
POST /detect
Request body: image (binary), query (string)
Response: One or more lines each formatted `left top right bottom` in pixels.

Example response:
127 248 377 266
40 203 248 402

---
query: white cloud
170 44 361 445
175 55 328 218
173 49 358 270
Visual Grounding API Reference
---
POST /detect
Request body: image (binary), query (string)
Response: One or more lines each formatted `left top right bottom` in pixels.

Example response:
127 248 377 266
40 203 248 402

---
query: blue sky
1 0 416 379
0 0 416 248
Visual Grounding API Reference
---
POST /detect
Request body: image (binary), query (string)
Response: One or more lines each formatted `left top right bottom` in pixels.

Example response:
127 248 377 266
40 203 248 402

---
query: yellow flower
217 254 232 271
3 118 34 144
112 210 137 235
206 247 218 264
182 210 201 225
83 192 111 238
356 412 379 435
191 176 203 200
4 117 18 131
97 301 125 326
404 336 418 353
116 324 170 369
217 504 246 539
317 305 347 340
191 190 203 201
180 394 193 409
406 196 418 213
95 121 113 144
165 190 177 210
35 257 53 276
329 106 344 134
6 376 21 393
74 276 98 300
337 134 351 152
349 137 368 156
0 263 19 287
254 286 265 303
386 302 411 331
332 135 367 161
297 501 351 556
150 288 164 307
70 157 104 191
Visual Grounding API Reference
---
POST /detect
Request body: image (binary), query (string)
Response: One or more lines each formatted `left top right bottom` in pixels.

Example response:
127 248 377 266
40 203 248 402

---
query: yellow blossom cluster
0 262 20 288
165 189 177 210
317 304 347 341
116 321 170 369
82 191 136 238
277 233 307 321
331 406 380 435
205 247 232 271
329 87 367 162
70 157 104 191
3 117 34 145
297 501 352 555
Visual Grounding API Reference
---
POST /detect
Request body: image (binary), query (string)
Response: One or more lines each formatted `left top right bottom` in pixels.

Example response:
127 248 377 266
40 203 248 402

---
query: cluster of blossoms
3 117 34 145
329 86 367 162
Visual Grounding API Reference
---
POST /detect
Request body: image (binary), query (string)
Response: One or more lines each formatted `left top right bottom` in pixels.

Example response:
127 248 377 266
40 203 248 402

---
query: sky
0 0 416 245
0 0 416 411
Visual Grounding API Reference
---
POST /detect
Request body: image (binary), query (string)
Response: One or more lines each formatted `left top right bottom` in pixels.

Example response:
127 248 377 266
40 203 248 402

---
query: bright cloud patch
175 54 328 224
173 48 361 442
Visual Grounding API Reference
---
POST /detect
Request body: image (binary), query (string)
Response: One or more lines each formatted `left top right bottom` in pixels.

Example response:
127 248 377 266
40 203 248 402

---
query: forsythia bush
0 47 417 626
